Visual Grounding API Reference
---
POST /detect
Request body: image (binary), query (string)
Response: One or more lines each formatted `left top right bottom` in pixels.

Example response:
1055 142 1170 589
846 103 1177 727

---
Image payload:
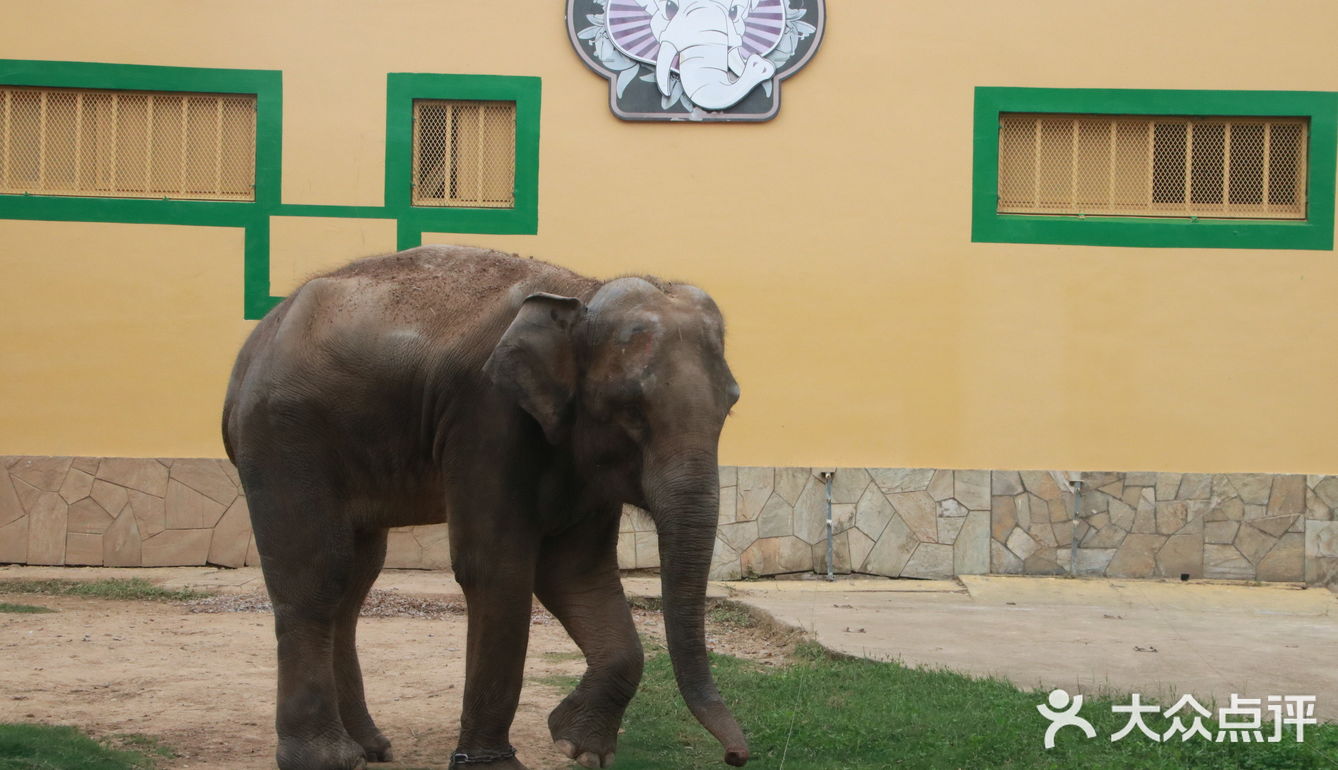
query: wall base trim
2 458 1334 586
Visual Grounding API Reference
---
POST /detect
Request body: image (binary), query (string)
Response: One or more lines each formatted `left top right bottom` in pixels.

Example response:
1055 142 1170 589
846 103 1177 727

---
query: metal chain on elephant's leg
448 745 518 767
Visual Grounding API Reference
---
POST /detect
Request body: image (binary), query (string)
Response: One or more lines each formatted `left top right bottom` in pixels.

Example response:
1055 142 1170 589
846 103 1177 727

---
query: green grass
0 579 207 603
0 724 163 769
0 602 54 614
705 600 761 629
100 735 174 762
541 651 586 662
629 596 763 629
612 643 1338 770
535 673 581 691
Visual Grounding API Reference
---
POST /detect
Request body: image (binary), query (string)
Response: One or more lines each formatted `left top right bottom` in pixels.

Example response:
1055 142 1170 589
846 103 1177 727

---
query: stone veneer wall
644 467 1338 584
987 470 1338 584
2 457 1336 586
687 467 994 581
0 456 451 570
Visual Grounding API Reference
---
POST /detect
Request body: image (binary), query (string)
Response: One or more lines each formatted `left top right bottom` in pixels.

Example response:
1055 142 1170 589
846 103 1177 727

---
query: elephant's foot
548 694 621 768
351 729 393 762
340 715 393 762
337 701 393 761
277 733 368 770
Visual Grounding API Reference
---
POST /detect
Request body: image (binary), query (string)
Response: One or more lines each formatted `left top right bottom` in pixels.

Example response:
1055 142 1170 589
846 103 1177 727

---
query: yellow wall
4 1 1338 473
270 217 399 295
0 220 250 457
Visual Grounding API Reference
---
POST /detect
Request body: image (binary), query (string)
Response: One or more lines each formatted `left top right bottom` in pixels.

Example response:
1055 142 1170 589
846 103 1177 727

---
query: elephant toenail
554 739 578 759
578 751 601 768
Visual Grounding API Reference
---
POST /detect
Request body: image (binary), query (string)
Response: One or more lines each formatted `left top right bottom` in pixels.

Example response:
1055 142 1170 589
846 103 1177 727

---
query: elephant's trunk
645 448 749 767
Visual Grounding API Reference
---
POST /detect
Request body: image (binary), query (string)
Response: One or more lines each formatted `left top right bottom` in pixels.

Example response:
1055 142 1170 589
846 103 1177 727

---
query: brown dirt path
0 588 790 769
0 592 586 769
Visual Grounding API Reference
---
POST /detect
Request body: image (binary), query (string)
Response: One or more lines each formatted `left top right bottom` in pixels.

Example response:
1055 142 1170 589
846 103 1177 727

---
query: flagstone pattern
1 457 1333 585
0 455 456 571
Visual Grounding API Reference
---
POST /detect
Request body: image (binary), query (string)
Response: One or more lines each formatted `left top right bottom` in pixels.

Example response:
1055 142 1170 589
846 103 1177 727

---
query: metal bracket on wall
1068 479 1086 577
820 470 835 581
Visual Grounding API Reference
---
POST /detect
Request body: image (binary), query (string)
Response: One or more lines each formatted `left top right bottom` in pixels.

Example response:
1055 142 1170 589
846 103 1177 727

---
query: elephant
631 0 777 110
222 245 748 770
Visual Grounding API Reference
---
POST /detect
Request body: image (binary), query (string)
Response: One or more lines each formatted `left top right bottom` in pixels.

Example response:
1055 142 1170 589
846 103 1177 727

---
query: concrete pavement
724 574 1338 720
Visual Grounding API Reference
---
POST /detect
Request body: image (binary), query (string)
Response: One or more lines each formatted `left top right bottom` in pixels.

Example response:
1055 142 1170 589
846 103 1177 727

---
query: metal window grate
0 85 256 201
998 114 1307 219
413 99 515 208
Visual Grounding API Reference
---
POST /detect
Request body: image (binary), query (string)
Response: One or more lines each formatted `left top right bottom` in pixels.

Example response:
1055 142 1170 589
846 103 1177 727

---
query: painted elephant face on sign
611 0 784 110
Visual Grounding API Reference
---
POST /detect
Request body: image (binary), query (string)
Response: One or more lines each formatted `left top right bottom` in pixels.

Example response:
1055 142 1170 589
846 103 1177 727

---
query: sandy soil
0 590 789 770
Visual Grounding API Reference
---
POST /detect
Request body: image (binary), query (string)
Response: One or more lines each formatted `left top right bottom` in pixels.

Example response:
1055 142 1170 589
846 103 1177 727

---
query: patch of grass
103 735 174 761
631 596 771 631
541 651 586 662
705 600 759 629
627 596 662 612
532 673 580 691
0 578 207 603
0 723 163 769
614 642 1338 769
0 602 54 614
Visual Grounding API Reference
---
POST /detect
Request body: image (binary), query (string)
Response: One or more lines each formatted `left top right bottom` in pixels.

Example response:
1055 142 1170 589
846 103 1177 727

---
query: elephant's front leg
535 510 644 769
451 526 538 770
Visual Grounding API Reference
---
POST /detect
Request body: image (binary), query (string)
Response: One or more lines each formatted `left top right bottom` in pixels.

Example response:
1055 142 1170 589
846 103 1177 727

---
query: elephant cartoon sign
567 0 825 122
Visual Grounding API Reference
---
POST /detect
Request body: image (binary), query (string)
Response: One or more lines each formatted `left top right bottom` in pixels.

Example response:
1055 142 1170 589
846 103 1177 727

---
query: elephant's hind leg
535 512 643 769
449 508 539 770
334 530 393 762
251 485 368 770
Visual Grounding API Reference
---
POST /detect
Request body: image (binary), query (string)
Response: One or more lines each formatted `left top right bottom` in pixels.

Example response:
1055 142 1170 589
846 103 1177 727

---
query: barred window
0 86 256 201
413 99 515 208
998 114 1308 220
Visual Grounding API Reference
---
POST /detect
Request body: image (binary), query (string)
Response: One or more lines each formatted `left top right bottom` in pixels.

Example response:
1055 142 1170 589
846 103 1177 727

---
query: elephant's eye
728 4 739 20
665 1 678 19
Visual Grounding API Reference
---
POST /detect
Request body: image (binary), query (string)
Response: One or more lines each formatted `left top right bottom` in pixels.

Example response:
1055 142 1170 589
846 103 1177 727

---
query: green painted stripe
254 75 284 212
243 218 282 320
0 59 278 94
972 87 1338 250
397 220 422 251
400 207 538 235
0 194 253 226
276 204 403 219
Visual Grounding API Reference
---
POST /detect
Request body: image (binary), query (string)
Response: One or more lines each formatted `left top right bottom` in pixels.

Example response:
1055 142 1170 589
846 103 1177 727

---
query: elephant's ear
741 0 785 58
609 2 661 65
484 292 585 444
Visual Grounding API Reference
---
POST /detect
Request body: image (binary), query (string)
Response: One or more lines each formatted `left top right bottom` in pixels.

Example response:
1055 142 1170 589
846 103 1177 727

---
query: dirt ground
0 589 789 770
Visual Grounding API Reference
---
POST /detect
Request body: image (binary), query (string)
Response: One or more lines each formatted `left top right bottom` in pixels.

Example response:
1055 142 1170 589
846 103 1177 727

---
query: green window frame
384 73 540 249
0 59 281 219
972 87 1338 250
0 64 542 318
0 59 282 318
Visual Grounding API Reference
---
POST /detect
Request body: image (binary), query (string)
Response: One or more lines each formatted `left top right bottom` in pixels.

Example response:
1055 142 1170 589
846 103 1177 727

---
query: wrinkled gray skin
222 246 747 770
